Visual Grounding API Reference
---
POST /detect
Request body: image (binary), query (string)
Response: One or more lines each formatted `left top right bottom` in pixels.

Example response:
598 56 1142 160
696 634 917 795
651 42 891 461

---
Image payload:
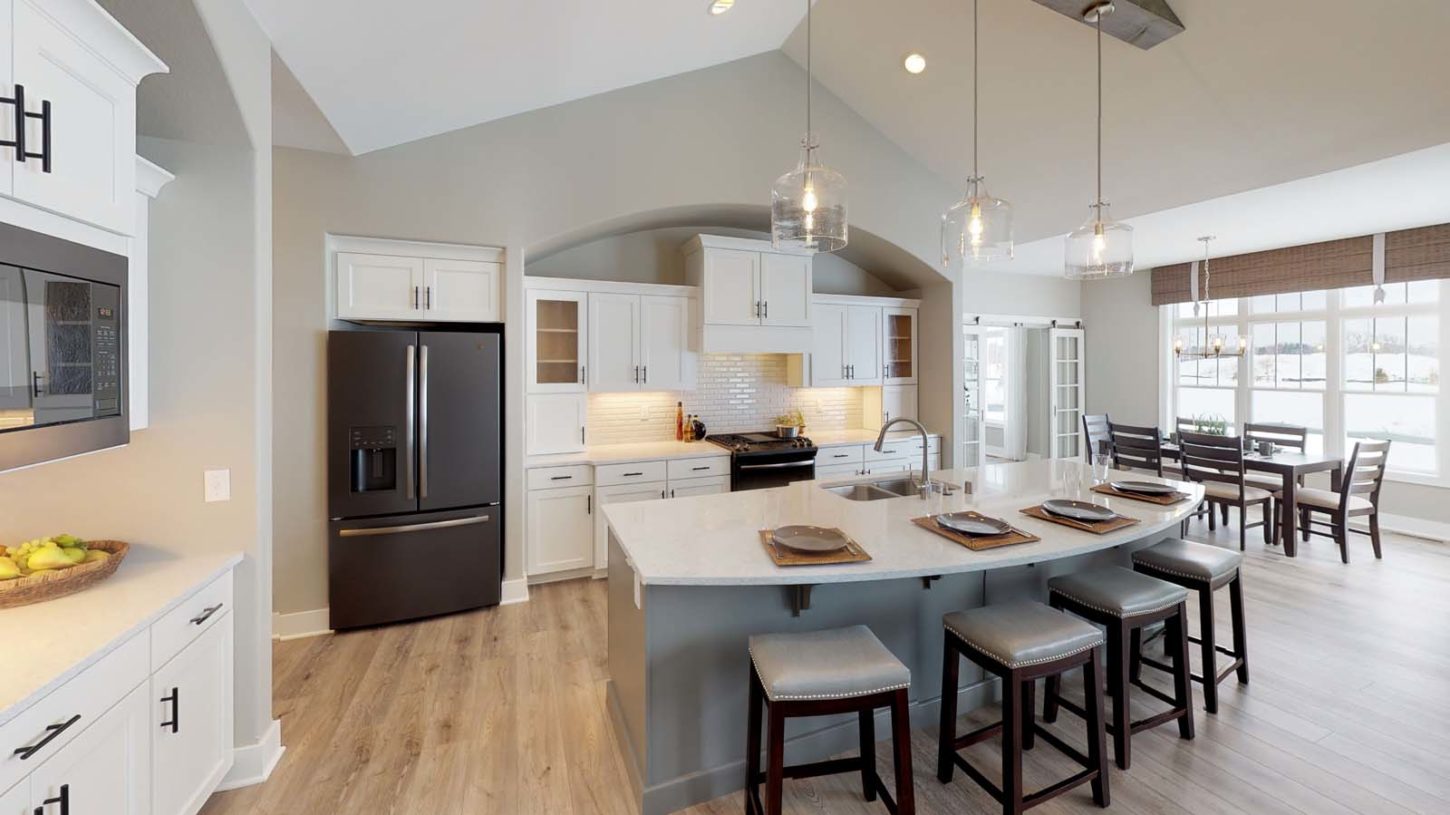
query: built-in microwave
0 222 127 471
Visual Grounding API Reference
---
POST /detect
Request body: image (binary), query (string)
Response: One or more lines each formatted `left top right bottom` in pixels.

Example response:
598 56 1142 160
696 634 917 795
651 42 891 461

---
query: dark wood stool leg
937 633 959 784
745 670 763 815
1001 674 1024 815
1083 649 1110 808
765 704 786 815
1229 573 1249 685
858 706 878 802
1022 679 1036 751
1198 586 1220 714
1169 603 1195 740
890 689 916 815
1128 628 1143 683
1042 673 1061 723
1108 622 1131 770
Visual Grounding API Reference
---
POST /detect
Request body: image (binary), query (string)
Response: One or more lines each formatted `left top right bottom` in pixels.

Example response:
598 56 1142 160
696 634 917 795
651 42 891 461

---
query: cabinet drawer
865 443 913 463
151 573 233 673
815 463 864 480
864 461 912 475
0 632 147 795
666 456 730 480
818 445 865 466
526 464 594 490
596 460 668 487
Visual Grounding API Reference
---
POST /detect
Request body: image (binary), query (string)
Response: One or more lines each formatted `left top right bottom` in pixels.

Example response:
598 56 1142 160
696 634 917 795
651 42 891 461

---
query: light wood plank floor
202 525 1450 815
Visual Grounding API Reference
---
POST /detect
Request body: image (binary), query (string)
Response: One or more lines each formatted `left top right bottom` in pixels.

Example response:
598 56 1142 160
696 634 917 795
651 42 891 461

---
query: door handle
1 85 53 173
425 286 433 309
189 604 223 626
633 365 639 383
642 365 647 384
579 365 586 385
763 301 768 319
338 514 491 537
413 286 420 309
419 345 430 499
405 345 416 500
35 784 68 815
13 715 80 760
31 371 42 397
160 687 180 733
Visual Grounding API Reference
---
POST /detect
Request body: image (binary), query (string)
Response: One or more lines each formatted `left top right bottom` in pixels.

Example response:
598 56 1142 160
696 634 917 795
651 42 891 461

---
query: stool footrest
1048 688 1187 736
1185 635 1240 659
1129 678 1179 708
951 721 1003 752
944 716 1101 809
749 762 900 815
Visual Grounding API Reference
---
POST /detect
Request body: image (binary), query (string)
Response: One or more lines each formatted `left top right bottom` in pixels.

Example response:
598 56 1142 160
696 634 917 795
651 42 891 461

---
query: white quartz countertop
604 459 1203 586
0 547 242 726
806 429 941 448
526 430 941 468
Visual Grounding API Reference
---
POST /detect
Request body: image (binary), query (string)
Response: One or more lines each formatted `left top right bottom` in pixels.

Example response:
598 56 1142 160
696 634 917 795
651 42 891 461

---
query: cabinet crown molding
25 0 168 83
136 156 175 199
680 234 814 257
327 234 504 264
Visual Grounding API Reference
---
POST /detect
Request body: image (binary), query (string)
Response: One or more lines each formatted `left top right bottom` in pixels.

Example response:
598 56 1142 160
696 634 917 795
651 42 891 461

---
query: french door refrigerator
327 328 502 630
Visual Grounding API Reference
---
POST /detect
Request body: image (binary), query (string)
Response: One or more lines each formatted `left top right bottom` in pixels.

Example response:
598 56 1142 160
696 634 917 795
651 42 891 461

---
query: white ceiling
247 0 811 154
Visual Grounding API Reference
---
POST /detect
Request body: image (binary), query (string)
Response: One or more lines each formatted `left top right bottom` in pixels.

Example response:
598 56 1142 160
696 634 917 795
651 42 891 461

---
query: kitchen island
603 458 1204 815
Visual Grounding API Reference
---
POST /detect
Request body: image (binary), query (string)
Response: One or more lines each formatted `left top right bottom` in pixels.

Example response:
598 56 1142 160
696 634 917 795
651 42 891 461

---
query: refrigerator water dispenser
349 425 398 493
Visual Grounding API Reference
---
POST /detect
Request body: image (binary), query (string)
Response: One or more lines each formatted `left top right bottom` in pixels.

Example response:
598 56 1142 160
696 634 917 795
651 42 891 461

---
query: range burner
707 432 815 454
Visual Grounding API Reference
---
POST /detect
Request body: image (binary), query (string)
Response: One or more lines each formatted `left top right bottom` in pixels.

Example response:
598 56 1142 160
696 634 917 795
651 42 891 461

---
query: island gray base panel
607 533 1171 815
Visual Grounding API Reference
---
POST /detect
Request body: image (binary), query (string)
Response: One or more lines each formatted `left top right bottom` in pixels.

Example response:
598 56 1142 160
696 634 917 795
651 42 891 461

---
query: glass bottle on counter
676 402 685 441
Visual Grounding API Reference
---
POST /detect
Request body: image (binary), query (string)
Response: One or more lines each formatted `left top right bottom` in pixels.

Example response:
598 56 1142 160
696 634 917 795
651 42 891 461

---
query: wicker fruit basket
0 540 129 610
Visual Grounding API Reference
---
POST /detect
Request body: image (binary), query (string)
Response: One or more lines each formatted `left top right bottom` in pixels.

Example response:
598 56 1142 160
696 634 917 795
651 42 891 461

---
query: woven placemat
911 513 1040 551
1091 483 1193 506
759 529 871 567
1020 505 1141 535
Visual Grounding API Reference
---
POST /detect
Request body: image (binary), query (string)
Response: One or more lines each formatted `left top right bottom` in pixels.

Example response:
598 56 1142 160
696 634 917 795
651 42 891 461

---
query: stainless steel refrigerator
327 328 502 630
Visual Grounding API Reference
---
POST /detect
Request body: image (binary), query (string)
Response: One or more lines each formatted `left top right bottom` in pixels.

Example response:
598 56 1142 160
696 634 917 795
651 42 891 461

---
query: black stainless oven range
707 432 816 491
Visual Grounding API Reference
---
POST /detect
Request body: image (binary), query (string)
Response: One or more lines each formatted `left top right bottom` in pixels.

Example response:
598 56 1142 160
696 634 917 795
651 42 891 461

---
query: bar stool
1044 566 1195 770
745 625 915 815
938 601 1109 815
1131 539 1248 714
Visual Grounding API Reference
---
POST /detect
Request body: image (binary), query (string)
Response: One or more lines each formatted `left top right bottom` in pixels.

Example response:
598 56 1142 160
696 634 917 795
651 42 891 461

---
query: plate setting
1109 481 1178 496
771 525 849 553
935 513 1013 537
1041 499 1117 522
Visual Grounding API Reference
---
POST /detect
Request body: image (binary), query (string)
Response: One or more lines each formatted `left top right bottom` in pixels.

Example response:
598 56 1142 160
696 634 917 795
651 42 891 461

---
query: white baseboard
1350 512 1450 543
501 577 530 604
218 718 284 791
272 608 332 641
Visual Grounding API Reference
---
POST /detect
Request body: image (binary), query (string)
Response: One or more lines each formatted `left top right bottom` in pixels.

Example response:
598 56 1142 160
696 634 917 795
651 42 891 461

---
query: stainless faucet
875 418 942 499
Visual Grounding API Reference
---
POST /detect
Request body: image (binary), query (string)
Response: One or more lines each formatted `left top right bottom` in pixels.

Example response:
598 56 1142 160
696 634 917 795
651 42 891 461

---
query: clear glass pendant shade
1065 203 1134 280
771 136 848 253
942 177 1013 267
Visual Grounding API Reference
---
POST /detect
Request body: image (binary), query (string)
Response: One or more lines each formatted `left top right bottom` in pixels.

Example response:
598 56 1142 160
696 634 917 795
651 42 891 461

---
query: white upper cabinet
845 305 883 385
525 392 587 455
798 297 911 388
882 384 918 425
423 258 500 322
527 290 588 393
882 307 918 385
683 235 814 353
587 292 640 392
331 237 503 323
0 0 13 198
810 304 849 386
586 292 694 392
6 0 165 235
759 253 811 327
637 295 693 391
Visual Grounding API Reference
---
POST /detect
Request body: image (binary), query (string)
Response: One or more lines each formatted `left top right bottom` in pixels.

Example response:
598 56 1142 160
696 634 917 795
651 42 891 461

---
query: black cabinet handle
623 472 643 477
190 603 223 626
425 286 433 309
31 371 43 397
692 465 710 471
586 494 591 514
1 85 52 173
832 453 849 458
550 475 573 481
35 783 68 815
14 716 80 761
160 687 180 733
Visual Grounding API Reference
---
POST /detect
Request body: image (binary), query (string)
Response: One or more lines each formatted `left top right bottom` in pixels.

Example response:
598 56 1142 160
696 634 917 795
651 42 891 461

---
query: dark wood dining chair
1179 431 1276 551
1242 423 1308 491
1107 422 1168 477
1298 440 1391 563
1083 414 1112 462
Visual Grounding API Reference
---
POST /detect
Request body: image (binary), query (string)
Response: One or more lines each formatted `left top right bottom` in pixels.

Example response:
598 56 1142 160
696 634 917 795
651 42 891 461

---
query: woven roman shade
1150 223 1450 306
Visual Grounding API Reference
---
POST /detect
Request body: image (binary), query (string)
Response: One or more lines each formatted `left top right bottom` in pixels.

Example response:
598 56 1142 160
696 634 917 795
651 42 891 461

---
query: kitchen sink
822 478 921 501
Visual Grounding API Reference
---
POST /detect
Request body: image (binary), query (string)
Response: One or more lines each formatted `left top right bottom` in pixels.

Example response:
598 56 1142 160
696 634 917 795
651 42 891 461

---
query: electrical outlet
204 468 231 503
639 403 650 422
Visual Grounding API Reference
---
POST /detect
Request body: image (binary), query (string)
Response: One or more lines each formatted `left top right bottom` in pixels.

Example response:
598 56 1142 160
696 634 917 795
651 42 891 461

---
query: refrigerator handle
405 344 417 501
419 344 430 499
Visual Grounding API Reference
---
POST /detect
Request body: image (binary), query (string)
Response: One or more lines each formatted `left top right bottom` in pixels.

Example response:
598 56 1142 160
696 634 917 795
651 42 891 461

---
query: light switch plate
204 468 231 503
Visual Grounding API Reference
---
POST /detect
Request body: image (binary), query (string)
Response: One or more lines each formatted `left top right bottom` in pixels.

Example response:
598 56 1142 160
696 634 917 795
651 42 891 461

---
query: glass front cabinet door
883 307 918 385
527 290 588 393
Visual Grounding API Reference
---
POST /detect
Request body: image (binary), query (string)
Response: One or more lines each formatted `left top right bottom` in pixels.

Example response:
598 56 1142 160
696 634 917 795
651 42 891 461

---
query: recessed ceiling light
708 0 735 15
903 53 927 74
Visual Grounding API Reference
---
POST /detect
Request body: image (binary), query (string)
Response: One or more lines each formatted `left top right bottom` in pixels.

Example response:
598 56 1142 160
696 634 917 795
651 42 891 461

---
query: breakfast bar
603 459 1205 815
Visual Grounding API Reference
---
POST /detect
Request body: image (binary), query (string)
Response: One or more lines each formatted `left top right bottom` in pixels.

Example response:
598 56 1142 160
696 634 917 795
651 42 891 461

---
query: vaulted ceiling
253 0 1450 269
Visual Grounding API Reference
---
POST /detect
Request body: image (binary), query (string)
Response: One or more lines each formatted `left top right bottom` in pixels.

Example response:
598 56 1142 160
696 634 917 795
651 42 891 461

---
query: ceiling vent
1031 0 1185 49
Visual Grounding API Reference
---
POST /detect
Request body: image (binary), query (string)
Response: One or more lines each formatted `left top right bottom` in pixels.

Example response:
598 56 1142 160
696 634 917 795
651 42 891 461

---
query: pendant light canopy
1065 2 1133 280
772 0 848 253
943 0 1013 267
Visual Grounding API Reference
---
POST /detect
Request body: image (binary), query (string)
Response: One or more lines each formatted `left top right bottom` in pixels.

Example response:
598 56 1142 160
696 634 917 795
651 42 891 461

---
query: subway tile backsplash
587 354 865 445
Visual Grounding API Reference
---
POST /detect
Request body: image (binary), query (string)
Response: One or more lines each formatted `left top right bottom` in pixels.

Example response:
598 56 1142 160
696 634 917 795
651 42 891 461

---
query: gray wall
1082 272 1160 427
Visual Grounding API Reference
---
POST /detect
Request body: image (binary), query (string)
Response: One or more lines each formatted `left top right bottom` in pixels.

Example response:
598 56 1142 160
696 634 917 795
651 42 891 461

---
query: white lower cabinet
525 483 595 576
669 475 730 498
593 481 667 569
814 463 863 479
152 616 233 815
0 781 24 815
26 683 151 815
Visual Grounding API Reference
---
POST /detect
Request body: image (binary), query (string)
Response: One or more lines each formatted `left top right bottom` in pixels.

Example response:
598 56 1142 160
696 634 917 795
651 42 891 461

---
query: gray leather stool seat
749 625 910 702
1133 538 1242 586
943 601 1103 670
1048 566 1188 619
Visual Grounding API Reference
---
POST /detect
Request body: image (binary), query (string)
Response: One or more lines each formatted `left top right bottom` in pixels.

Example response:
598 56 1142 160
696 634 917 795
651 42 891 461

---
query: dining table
1161 444 1343 557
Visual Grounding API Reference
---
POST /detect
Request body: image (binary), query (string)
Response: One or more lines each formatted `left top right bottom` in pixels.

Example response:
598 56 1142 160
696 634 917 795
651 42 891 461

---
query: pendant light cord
805 0 812 143
1096 5 1103 208
972 0 979 177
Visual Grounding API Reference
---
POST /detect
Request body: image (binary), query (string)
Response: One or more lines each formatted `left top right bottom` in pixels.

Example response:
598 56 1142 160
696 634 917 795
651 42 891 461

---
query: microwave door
24 269 97 425
0 266 31 416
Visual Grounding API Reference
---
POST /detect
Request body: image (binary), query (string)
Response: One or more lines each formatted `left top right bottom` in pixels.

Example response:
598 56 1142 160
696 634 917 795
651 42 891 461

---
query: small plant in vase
776 409 807 435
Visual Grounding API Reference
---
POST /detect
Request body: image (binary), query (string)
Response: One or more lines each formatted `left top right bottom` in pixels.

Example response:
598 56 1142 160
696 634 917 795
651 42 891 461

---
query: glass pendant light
943 0 1013 267
772 0 847 253
1065 2 1134 280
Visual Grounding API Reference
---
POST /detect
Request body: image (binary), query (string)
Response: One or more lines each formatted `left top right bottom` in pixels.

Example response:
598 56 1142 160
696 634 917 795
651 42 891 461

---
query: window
1167 283 1445 479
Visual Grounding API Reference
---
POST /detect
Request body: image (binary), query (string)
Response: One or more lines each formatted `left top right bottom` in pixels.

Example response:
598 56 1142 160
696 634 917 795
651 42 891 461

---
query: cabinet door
0 781 24 815
336 253 424 321
525 393 587 455
810 304 849 387
638 295 693 391
423 259 500 322
526 290 588 393
701 249 760 326
0 266 28 411
0 3 13 198
587 293 640 392
526 485 594 575
882 384 918 425
152 617 233 815
28 683 150 815
883 307 918 385
594 482 667 570
846 306 883 385
12 0 136 233
759 253 812 327
668 475 729 498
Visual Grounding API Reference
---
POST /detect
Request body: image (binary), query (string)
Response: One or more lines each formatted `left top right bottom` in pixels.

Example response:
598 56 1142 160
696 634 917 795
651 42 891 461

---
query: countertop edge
526 432 942 468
